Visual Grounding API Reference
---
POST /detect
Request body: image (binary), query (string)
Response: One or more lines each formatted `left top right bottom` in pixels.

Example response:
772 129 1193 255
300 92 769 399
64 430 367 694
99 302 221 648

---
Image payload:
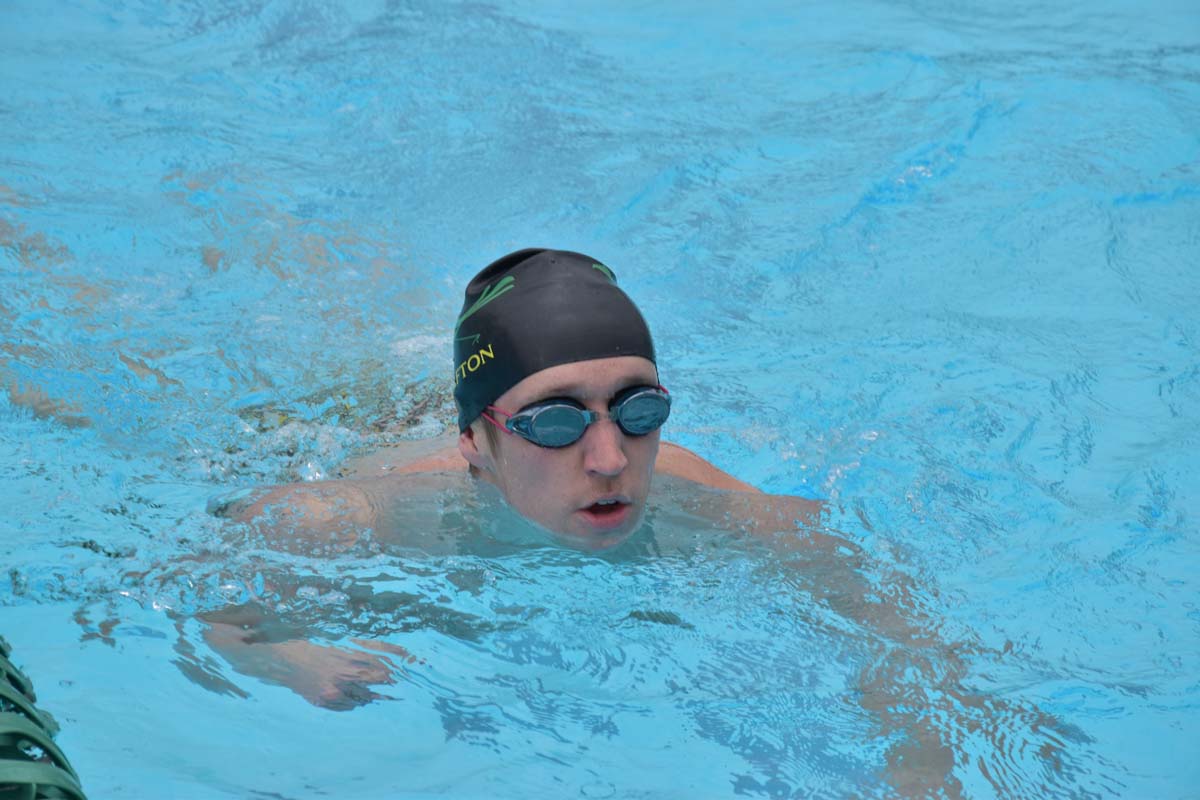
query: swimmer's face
458 356 660 551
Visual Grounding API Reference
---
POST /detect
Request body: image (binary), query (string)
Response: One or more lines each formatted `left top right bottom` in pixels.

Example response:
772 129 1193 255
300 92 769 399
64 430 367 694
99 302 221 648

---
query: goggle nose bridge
483 385 670 447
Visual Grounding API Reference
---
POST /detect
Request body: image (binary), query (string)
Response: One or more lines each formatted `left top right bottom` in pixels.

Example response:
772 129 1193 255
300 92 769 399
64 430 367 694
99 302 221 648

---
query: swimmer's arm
663 478 972 790
753 525 1076 795
216 480 380 550
199 603 416 710
665 476 965 792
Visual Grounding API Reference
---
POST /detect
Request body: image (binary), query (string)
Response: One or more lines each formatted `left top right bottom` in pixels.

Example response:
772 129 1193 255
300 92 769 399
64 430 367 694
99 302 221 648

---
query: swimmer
206 248 838 710
201 249 1071 794
222 247 823 547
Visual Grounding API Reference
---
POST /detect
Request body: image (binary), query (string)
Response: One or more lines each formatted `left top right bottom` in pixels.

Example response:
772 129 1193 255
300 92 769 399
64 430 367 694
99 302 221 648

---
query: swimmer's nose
581 418 627 477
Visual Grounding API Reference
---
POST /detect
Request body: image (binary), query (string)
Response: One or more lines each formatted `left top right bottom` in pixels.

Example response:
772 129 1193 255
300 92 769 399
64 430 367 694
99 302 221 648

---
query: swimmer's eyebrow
532 383 584 400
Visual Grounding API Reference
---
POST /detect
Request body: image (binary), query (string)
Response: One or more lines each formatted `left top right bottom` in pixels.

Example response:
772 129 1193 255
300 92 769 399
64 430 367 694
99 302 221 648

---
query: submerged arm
201 479 396 706
675 483 1075 794
198 603 417 710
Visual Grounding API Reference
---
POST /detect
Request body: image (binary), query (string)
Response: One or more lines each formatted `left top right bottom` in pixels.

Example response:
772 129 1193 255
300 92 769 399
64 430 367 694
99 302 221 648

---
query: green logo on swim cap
591 263 616 283
454 275 515 334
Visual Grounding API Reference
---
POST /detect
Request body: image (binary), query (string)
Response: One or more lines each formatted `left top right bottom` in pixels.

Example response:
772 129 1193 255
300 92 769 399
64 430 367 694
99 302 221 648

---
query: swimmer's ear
458 423 495 474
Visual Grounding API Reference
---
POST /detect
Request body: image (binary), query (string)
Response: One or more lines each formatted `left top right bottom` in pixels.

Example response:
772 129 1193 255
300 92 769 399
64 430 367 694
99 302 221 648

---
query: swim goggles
482 385 671 448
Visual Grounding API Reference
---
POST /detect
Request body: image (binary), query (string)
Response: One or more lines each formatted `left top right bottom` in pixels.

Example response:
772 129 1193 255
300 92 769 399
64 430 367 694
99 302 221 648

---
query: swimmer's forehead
500 356 658 406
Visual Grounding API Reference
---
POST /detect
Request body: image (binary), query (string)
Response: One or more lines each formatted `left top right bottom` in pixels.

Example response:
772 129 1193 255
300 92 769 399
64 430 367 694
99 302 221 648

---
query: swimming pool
2 0 1197 796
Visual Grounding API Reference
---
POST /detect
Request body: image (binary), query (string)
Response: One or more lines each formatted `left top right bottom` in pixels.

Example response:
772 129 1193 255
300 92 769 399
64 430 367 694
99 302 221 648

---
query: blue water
3 1 1198 797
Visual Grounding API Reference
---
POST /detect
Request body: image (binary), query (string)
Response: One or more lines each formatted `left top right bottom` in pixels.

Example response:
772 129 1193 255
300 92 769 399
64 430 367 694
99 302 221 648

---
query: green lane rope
0 636 87 800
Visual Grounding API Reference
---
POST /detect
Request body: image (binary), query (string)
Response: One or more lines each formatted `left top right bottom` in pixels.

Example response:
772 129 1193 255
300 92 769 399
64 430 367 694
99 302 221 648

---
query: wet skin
457 356 661 551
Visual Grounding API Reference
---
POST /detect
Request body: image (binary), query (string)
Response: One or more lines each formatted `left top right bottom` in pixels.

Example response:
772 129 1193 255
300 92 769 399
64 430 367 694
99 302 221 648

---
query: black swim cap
453 248 656 431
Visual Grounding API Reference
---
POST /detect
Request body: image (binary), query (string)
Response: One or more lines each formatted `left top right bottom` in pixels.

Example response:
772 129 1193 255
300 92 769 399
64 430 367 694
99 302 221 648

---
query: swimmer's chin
512 515 639 552
552 529 637 552
553 509 646 551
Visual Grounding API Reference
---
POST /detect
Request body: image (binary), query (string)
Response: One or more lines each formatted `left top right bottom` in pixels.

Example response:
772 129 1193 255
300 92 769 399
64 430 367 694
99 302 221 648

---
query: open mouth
579 499 632 531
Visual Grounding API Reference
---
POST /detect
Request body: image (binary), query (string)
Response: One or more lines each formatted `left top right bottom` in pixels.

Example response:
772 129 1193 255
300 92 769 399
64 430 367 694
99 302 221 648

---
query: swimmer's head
453 249 661 549
452 248 656 432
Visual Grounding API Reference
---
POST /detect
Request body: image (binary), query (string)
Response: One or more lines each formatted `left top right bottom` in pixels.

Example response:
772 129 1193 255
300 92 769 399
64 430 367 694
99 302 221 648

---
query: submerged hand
202 615 420 711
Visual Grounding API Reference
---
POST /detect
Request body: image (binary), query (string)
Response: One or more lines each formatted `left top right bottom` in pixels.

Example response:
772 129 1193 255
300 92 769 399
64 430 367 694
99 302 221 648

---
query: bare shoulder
218 479 380 531
655 442 826 531
210 470 470 553
655 441 762 493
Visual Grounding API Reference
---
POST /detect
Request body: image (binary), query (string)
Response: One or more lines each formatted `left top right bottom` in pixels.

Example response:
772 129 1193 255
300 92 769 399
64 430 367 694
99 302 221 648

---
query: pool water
2 1 1198 797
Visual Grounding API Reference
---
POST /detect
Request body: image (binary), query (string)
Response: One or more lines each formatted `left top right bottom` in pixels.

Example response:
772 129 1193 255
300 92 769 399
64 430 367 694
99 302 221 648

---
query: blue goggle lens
613 391 669 435
526 404 588 448
510 387 670 448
